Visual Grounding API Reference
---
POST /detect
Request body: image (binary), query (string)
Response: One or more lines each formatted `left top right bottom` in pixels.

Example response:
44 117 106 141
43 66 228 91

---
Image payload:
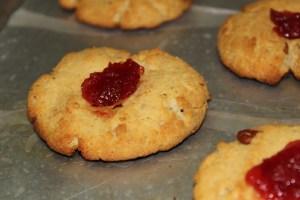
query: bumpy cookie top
27 47 209 161
58 0 192 29
194 124 300 200
218 0 300 85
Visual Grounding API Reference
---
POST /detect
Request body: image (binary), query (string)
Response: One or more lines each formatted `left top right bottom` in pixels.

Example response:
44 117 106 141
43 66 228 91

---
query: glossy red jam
237 129 258 145
246 140 300 200
81 59 144 107
270 9 300 39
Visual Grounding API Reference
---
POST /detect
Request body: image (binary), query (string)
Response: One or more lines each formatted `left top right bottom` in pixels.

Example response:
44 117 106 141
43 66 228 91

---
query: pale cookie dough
27 47 209 161
194 124 300 200
218 0 300 85
58 0 192 29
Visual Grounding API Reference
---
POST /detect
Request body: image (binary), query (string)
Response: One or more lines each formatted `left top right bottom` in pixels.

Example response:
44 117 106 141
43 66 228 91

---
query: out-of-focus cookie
194 124 300 200
27 47 209 161
218 0 300 85
58 0 192 29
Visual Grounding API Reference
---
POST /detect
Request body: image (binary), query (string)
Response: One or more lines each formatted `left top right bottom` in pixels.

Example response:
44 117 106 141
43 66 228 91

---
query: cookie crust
27 48 209 161
58 0 192 29
194 124 300 200
218 0 300 85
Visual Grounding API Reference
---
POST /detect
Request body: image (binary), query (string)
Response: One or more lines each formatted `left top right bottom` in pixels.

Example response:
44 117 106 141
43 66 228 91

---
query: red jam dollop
237 129 258 145
270 9 300 39
246 140 300 200
81 59 144 107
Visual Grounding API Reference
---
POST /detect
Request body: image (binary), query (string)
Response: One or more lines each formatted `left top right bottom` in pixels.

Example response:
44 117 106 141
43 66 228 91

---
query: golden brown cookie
218 0 300 85
58 0 192 29
194 124 300 200
27 47 209 161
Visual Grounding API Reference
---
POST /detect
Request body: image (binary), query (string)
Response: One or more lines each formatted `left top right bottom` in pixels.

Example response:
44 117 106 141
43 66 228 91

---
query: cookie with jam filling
27 47 209 161
218 0 300 85
194 124 300 200
58 0 192 29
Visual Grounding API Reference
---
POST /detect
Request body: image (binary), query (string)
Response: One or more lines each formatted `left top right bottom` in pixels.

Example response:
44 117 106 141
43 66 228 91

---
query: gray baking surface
1 0 300 199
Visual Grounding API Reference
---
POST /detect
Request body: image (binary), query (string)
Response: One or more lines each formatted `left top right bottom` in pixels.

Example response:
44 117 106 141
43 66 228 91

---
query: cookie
58 0 192 29
194 124 300 200
27 47 209 161
218 0 300 85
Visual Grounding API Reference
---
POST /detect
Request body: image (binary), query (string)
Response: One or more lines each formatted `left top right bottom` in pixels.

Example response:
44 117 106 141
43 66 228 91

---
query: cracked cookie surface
218 0 300 85
194 124 300 200
58 0 192 29
27 47 209 161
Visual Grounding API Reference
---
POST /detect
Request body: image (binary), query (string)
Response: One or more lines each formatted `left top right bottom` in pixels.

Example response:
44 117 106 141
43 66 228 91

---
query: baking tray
1 0 300 199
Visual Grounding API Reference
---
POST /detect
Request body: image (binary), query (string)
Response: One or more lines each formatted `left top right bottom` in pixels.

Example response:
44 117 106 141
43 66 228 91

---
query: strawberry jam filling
246 140 300 200
270 9 300 39
81 59 144 107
